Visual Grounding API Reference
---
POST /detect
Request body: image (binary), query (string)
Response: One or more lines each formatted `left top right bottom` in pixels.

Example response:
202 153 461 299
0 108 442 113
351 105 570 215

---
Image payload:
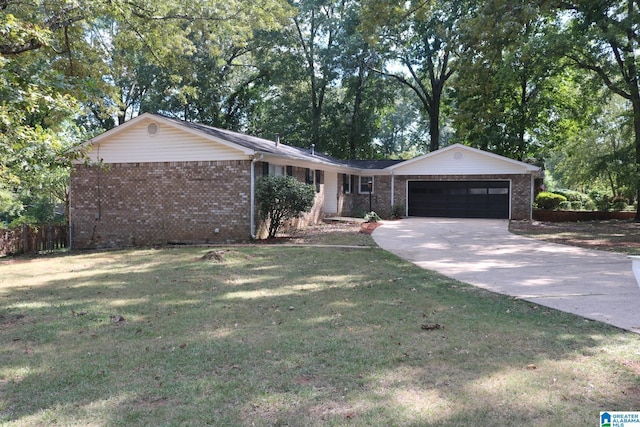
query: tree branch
565 52 631 99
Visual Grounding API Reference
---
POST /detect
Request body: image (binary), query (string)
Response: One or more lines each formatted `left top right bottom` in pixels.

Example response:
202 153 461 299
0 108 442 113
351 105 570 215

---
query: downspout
250 154 263 239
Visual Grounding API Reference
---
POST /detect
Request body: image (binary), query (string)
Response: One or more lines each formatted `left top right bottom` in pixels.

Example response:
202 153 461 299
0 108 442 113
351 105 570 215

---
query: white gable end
391 145 538 175
84 118 250 164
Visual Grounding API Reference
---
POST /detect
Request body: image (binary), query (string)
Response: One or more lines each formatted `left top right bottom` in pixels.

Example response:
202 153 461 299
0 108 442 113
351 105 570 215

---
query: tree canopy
2 0 640 223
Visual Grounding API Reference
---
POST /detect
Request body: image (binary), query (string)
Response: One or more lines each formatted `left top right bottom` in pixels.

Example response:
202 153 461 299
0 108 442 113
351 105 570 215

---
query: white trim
386 144 540 173
530 175 535 220
343 173 352 194
359 176 374 194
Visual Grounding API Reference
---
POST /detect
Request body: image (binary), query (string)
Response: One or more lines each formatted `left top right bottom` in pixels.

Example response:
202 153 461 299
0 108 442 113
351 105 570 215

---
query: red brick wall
70 161 252 248
349 176 393 217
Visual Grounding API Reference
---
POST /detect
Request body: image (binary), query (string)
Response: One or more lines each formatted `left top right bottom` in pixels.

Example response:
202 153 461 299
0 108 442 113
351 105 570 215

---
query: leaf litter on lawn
0 223 639 426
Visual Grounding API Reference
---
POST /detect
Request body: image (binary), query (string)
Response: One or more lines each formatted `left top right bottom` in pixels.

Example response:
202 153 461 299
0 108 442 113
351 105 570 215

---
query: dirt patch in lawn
509 219 640 254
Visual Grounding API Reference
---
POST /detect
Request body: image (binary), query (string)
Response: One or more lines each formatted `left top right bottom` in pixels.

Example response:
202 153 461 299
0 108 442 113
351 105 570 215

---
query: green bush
588 190 611 211
256 175 316 238
584 200 597 211
570 201 583 210
556 190 590 206
364 211 382 223
558 201 571 210
611 197 628 211
391 204 405 219
535 192 567 210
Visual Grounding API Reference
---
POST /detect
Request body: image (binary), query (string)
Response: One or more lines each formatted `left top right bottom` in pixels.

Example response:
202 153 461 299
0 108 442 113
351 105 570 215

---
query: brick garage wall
70 161 252 248
392 174 534 220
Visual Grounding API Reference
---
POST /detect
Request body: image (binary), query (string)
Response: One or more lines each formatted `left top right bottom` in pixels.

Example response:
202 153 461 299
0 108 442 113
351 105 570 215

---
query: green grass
1 242 639 426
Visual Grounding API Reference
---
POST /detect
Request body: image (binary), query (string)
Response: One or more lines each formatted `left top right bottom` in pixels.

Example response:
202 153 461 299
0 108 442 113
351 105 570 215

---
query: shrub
570 201 583 210
611 197 629 211
555 190 590 206
588 190 611 211
391 204 405 219
364 211 382 223
558 201 571 210
535 192 567 210
256 175 316 238
584 200 597 211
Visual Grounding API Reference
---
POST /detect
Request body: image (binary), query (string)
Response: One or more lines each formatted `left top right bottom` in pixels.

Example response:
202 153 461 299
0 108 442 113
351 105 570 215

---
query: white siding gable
390 144 538 175
85 118 250 164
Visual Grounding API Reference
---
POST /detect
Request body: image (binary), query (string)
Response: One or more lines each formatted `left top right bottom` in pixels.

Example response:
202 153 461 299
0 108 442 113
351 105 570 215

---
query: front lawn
1 232 639 426
510 219 640 254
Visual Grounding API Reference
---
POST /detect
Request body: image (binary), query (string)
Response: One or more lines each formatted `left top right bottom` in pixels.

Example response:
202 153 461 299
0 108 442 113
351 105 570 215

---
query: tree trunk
349 60 365 159
633 96 640 222
428 105 440 153
428 82 443 152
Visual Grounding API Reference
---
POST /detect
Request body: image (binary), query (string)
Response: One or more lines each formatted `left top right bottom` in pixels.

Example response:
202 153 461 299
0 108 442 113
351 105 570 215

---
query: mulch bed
359 222 381 234
509 219 640 252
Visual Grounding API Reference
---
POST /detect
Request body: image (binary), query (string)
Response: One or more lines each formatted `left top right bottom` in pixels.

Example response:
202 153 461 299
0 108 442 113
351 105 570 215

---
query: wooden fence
0 224 69 256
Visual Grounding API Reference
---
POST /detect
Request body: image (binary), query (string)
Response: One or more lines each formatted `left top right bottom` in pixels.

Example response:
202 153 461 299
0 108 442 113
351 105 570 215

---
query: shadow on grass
1 247 639 426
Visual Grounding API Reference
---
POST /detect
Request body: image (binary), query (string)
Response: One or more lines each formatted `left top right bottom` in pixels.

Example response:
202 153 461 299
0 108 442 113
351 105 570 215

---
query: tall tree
290 0 342 152
553 0 640 219
376 87 430 158
547 96 636 199
452 0 562 160
0 0 292 223
361 0 471 152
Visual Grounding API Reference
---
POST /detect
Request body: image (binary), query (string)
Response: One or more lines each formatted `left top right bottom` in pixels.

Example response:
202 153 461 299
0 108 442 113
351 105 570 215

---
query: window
489 188 509 195
269 164 285 176
469 188 488 195
359 176 374 194
286 165 293 176
305 168 314 185
263 162 285 176
315 170 322 193
343 174 351 194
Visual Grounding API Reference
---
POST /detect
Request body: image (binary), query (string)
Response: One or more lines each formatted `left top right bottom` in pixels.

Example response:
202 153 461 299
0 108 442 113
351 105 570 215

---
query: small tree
256 175 316 238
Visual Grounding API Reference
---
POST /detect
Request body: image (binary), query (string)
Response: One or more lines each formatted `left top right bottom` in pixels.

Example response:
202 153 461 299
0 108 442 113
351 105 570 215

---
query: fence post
69 223 73 251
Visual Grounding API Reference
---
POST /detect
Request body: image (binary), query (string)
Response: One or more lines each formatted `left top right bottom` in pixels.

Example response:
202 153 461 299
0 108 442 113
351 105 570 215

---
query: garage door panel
408 181 509 219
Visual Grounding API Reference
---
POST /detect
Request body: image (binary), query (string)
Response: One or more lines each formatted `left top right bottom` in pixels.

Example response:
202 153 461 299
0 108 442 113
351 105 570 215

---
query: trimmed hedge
535 191 567 210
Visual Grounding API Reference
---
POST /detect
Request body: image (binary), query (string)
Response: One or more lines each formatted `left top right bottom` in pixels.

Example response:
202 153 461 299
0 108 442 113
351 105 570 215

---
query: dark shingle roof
347 159 405 169
161 115 350 168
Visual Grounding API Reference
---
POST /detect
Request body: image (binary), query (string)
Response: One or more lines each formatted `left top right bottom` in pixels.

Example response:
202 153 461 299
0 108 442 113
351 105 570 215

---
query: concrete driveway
372 218 640 334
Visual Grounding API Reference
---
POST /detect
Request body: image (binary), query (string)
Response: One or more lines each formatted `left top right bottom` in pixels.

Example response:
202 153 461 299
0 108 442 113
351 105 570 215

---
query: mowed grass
1 242 640 426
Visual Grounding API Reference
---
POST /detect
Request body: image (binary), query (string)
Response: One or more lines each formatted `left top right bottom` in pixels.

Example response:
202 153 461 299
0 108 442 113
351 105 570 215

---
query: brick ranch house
69 113 541 249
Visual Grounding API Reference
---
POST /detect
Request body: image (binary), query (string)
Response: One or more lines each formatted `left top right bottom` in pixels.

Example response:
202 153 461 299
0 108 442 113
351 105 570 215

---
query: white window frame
359 176 374 194
343 174 352 194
